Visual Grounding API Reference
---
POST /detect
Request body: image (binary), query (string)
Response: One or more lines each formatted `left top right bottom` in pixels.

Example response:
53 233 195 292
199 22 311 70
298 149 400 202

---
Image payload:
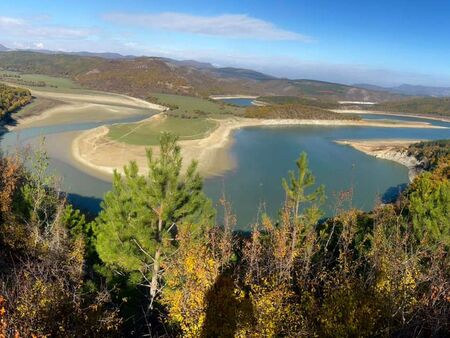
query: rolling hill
356 83 450 97
0 50 400 102
365 97 450 118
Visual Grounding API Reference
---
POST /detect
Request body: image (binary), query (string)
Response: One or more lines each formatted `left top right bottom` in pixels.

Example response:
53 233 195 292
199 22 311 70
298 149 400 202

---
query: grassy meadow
108 93 244 145
0 70 84 92
108 115 219 145
148 93 244 117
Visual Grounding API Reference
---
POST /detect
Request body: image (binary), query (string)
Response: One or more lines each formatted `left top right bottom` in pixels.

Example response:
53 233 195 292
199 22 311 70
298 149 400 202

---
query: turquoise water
361 113 450 127
220 98 255 106
204 123 449 228
1 113 449 228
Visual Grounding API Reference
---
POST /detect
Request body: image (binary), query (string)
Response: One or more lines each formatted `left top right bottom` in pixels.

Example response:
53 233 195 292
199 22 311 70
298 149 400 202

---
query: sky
1 0 450 86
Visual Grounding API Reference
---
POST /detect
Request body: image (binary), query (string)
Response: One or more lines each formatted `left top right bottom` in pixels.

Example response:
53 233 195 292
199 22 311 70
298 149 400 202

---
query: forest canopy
244 103 360 120
0 83 32 117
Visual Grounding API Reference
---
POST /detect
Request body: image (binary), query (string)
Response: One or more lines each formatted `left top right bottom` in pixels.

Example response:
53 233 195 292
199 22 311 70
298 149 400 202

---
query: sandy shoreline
8 85 445 182
333 109 450 123
72 117 443 179
8 88 167 130
335 139 423 181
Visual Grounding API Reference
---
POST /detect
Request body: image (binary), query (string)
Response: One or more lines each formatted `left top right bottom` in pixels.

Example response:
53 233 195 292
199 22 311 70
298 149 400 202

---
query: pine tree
282 152 325 221
408 170 450 247
95 133 214 307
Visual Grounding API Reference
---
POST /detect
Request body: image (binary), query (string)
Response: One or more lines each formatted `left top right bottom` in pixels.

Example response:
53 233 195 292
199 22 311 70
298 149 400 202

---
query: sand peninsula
209 94 268 106
72 113 445 179
7 88 167 130
332 109 450 123
336 139 425 181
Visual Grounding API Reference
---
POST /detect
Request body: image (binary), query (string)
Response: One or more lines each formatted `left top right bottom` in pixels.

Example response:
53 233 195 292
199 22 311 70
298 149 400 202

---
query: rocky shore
336 140 424 181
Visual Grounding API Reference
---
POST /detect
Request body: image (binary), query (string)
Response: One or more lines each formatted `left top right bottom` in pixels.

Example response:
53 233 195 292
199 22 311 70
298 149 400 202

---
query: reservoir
1 113 449 229
220 98 256 106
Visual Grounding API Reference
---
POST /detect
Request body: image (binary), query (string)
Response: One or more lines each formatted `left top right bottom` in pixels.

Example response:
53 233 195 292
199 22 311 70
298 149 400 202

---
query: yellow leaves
161 231 221 337
0 295 6 338
375 256 417 306
243 282 300 337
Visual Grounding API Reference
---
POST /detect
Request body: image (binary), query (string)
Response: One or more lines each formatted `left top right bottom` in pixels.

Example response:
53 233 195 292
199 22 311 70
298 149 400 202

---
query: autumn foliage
0 140 448 337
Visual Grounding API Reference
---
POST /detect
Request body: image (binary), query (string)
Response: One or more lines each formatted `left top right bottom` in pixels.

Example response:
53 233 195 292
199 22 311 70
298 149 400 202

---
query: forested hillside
1 137 448 337
0 83 32 118
0 51 400 101
245 103 360 120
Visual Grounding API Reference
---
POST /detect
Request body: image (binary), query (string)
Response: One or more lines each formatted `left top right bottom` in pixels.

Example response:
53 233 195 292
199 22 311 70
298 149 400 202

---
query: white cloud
0 16 24 27
33 42 44 49
103 12 312 41
0 15 94 40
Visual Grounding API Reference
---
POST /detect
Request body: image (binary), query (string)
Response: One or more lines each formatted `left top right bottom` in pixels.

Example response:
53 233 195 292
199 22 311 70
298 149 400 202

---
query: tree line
244 103 360 120
0 135 448 337
0 84 32 118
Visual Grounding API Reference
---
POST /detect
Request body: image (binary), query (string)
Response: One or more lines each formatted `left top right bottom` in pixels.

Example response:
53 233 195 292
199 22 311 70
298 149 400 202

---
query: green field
0 70 83 92
108 115 219 145
108 93 243 145
148 93 244 118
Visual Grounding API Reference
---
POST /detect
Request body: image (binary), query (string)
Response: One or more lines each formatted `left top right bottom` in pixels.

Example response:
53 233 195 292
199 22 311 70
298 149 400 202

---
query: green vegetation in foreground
0 83 32 118
365 97 450 118
147 92 244 118
245 103 361 120
108 115 219 145
0 138 449 336
96 133 214 306
408 139 450 170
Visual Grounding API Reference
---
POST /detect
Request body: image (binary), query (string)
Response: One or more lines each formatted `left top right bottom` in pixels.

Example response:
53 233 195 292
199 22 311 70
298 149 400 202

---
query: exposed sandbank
72 117 443 180
251 100 269 106
9 88 166 130
335 139 423 181
333 109 450 123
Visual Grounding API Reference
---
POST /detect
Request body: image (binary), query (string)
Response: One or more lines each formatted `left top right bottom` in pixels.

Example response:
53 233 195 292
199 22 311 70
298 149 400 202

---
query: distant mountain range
1 43 449 99
0 43 401 102
158 58 276 80
356 83 450 97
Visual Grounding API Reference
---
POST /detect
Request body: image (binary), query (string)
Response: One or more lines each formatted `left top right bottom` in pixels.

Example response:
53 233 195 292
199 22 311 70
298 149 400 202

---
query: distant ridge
0 44 275 81
157 58 276 80
207 67 277 81
356 83 450 97
0 49 400 101
22 49 135 60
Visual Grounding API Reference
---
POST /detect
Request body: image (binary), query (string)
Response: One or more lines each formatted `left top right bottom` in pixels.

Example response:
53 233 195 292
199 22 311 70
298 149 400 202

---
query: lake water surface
220 98 255 106
1 113 449 229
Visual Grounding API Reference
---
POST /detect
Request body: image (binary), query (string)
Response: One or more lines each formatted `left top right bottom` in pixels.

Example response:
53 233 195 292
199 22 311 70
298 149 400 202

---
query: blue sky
1 0 450 86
